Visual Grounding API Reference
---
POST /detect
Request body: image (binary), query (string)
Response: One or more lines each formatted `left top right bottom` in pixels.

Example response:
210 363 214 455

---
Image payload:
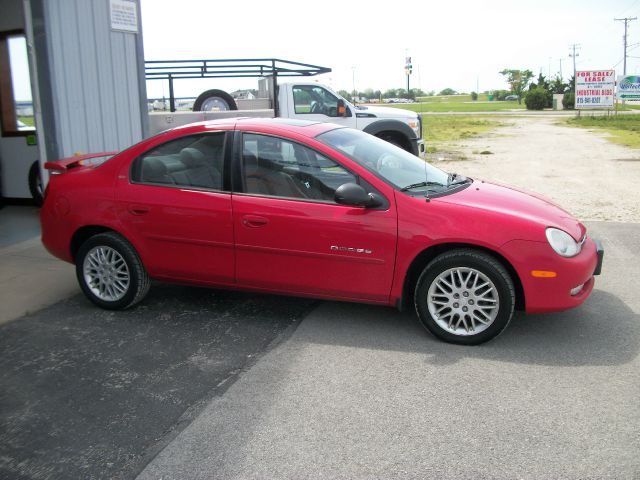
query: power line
614 16 637 75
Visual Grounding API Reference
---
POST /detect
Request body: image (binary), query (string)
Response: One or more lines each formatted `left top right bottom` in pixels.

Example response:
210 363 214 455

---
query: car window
293 85 340 117
241 133 356 201
131 133 225 190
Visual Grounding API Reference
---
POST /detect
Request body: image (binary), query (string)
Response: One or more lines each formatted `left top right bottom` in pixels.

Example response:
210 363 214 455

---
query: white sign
110 0 138 33
575 70 615 109
617 75 640 99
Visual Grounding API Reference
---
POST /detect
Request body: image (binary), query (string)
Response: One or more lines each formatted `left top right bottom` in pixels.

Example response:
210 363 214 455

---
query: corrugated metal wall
35 0 147 158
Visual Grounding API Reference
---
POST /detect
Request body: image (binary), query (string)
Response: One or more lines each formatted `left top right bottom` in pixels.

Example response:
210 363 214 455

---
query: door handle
128 204 150 215
242 215 269 227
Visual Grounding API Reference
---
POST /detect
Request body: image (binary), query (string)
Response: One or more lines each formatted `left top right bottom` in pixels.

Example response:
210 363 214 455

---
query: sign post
575 70 615 110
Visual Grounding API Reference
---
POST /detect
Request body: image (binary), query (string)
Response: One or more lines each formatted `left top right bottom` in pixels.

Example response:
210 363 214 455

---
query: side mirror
334 183 382 208
337 99 347 117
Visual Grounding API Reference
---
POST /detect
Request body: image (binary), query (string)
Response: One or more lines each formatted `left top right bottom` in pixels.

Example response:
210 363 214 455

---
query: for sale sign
575 70 615 109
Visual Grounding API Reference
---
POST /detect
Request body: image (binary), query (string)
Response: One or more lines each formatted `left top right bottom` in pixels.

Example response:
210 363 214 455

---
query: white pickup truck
146 59 425 158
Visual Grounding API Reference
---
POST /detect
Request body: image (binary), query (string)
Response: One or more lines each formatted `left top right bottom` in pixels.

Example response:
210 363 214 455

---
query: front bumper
412 138 426 159
500 237 603 314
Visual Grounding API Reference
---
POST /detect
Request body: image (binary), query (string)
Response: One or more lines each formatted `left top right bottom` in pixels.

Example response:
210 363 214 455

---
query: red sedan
41 118 603 345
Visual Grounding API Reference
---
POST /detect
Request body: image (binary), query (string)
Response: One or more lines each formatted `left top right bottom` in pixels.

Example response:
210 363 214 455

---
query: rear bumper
500 237 602 314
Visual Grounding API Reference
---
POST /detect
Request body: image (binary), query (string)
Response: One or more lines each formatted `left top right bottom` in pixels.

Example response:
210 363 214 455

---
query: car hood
440 179 585 241
355 105 417 120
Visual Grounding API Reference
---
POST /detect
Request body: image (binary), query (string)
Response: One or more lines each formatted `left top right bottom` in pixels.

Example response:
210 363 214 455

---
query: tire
414 249 515 345
75 232 151 310
29 161 43 206
192 89 237 111
377 132 411 153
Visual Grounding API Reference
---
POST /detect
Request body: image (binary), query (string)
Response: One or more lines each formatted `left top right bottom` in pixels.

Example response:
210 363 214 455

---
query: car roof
172 117 341 139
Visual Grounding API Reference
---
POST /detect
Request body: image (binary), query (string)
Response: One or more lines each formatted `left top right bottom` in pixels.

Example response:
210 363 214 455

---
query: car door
290 85 355 128
115 131 235 284
232 132 397 303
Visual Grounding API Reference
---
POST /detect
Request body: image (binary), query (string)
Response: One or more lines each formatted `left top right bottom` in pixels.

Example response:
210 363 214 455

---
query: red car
41 118 603 345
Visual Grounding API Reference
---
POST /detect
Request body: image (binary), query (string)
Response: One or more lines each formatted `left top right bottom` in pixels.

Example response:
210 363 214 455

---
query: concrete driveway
136 221 639 479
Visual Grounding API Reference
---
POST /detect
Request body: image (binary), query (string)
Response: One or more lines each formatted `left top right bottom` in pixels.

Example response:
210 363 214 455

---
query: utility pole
569 43 581 79
614 17 637 75
559 58 563 80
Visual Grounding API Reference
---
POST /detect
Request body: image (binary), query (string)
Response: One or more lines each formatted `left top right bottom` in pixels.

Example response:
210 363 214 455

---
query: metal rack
145 58 331 113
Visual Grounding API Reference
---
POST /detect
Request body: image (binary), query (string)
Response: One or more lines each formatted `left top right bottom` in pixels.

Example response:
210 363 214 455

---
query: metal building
0 0 147 203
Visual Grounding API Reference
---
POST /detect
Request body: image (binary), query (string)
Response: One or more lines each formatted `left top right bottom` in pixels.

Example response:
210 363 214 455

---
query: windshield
317 128 452 194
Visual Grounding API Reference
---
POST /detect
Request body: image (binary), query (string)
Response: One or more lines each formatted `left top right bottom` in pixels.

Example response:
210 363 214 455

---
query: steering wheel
310 101 323 114
376 153 401 174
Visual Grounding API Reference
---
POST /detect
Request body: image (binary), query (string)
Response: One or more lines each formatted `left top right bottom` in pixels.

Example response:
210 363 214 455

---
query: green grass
422 115 505 152
379 94 525 113
18 116 35 126
566 114 640 148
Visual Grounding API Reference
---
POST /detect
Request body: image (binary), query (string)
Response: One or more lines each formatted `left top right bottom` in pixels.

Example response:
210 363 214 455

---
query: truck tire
29 161 43 206
377 132 411 153
192 89 237 111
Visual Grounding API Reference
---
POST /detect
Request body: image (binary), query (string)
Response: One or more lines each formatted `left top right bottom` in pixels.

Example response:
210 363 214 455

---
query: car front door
115 132 235 285
232 132 397 303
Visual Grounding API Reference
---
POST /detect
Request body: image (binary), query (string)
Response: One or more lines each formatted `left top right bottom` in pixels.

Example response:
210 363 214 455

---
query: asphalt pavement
138 221 640 480
0 220 638 479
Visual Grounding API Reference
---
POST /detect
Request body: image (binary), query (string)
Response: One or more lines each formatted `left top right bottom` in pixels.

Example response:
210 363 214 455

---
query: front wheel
414 249 515 345
75 232 150 310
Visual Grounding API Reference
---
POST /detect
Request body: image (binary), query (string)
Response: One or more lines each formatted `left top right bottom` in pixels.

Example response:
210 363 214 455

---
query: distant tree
410 88 426 98
525 87 548 110
425 90 435 96
337 90 353 102
529 73 552 108
550 75 568 94
373 90 382 100
499 69 534 104
438 88 458 96
383 88 398 98
562 92 575 109
471 91 478 101
363 88 375 99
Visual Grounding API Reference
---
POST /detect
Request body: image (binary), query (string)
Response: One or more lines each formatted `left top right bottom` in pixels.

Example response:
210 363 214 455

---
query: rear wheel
414 249 515 345
192 89 237 111
28 161 43 206
75 232 150 310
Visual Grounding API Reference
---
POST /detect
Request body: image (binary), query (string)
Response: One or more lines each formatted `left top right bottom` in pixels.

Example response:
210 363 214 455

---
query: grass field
422 115 505 153
566 114 640 149
379 94 525 113
18 116 35 127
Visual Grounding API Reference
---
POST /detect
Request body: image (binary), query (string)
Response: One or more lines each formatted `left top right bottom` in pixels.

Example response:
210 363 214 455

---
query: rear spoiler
44 152 117 172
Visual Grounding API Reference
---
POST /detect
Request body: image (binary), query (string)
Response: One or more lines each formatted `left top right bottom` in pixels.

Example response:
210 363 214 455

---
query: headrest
180 147 206 167
143 157 168 180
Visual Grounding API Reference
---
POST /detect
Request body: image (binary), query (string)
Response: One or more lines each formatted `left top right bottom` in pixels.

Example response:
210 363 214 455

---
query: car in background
41 118 603 345
505 94 519 101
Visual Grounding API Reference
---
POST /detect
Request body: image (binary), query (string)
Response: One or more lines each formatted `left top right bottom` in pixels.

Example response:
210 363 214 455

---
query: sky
140 0 640 99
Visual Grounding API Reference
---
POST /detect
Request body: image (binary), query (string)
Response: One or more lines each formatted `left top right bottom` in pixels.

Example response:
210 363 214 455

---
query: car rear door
115 131 235 285
232 131 397 303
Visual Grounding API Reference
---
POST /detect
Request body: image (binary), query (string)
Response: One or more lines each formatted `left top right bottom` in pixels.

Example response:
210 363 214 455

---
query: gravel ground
430 115 640 223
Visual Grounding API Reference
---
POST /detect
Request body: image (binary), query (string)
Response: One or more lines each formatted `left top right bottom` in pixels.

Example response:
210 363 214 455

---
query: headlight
545 228 581 257
408 119 420 137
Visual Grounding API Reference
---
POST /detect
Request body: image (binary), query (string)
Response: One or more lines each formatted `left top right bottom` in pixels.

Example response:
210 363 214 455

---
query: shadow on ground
297 289 639 368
